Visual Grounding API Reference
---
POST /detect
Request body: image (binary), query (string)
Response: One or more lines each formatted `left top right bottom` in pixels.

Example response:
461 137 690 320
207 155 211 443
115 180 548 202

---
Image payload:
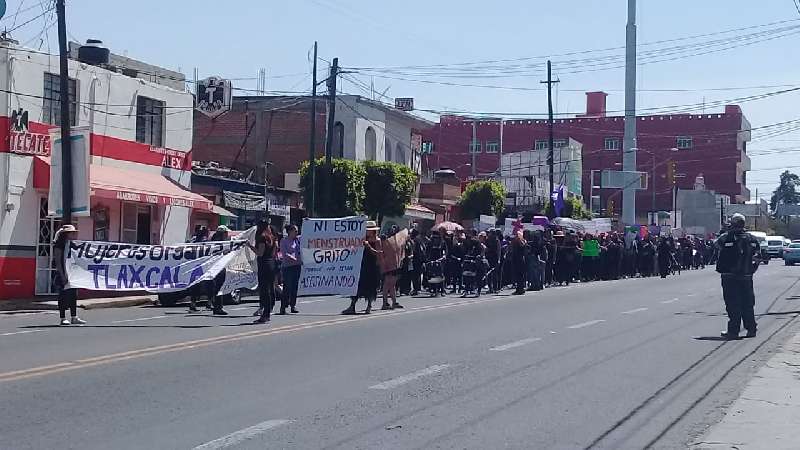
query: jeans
55 273 77 318
281 265 301 311
258 260 276 319
721 276 757 335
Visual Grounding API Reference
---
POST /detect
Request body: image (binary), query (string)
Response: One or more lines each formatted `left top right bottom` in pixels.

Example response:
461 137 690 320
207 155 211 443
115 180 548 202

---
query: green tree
459 180 506 220
770 170 800 212
362 161 417 224
299 158 366 217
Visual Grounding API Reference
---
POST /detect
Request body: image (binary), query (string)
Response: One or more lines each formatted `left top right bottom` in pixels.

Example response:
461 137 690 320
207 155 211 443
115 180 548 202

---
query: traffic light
666 160 676 185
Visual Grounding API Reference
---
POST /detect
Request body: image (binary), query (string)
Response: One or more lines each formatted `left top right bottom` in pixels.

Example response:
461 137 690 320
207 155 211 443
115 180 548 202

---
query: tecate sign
196 77 232 119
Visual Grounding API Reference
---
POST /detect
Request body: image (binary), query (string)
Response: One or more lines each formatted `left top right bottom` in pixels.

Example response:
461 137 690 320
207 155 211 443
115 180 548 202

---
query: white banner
65 233 254 293
219 228 258 295
49 127 90 218
298 217 366 297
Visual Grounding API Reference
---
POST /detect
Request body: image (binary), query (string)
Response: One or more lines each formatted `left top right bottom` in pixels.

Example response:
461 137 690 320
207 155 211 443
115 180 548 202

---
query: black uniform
715 229 760 338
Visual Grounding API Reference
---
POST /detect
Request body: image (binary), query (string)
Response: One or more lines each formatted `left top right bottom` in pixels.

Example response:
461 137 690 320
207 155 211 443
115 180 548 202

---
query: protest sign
66 236 250 293
298 216 366 296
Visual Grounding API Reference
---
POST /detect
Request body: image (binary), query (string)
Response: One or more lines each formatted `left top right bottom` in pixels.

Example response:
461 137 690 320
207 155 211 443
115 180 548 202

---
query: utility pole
541 60 559 211
56 0 73 224
323 57 339 217
622 0 638 225
471 120 477 178
307 41 318 217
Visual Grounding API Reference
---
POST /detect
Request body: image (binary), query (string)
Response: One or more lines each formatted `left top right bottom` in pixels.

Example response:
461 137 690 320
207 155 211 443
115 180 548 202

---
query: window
365 126 377 160
469 140 481 153
676 136 693 149
136 96 165 147
42 73 77 126
534 140 548 150
485 140 499 153
604 137 620 150
333 122 345 158
122 203 153 244
553 139 568 148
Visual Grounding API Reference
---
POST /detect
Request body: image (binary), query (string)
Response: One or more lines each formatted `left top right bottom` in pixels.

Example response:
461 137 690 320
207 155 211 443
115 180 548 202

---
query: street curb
81 297 154 310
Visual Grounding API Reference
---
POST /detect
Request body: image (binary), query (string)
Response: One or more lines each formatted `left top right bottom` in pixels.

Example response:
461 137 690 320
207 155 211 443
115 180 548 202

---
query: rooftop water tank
77 39 109 66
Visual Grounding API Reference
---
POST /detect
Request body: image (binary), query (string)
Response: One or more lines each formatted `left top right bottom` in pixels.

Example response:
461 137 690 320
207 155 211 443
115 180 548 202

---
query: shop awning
211 204 238 218
34 157 214 211
404 203 436 220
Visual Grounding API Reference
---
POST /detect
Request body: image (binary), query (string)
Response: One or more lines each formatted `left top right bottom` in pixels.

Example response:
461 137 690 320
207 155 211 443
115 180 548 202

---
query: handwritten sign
298 216 366 296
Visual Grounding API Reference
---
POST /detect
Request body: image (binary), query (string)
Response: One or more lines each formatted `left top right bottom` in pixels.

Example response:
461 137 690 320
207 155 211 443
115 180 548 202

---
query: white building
0 39 207 299
331 95 433 173
499 138 584 208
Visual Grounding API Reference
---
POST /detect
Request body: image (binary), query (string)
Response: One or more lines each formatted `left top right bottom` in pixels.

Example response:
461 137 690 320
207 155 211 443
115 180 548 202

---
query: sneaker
393 303 404 309
70 317 86 325
253 317 269 324
188 306 199 313
745 329 757 338
213 309 229 316
341 308 356 315
290 307 299 314
60 318 71 326
253 308 263 317
380 304 392 311
720 331 741 340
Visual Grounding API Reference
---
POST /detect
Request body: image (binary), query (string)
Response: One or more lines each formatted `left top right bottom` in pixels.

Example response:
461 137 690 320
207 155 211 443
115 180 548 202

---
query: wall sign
196 77 232 119
9 108 51 156
395 98 414 111
149 146 187 169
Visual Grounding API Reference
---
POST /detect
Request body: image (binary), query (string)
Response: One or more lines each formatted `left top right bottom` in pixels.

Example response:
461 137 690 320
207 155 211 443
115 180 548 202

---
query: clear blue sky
5 0 800 200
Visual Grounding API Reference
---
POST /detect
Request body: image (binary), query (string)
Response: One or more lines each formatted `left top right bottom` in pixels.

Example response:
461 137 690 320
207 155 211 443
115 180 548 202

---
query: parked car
766 235 787 259
783 243 800 265
747 231 770 264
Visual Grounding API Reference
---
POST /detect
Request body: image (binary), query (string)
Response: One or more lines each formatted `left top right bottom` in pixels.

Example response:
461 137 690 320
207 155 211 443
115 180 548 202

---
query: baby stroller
423 257 446 297
460 256 481 298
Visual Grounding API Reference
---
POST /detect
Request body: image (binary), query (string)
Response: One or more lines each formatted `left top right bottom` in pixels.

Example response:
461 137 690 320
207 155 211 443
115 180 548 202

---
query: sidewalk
692 331 800 450
0 295 153 313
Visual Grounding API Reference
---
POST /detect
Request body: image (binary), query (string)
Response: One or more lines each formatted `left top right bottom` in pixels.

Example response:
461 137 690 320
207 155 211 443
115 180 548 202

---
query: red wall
0 257 36 300
423 107 748 214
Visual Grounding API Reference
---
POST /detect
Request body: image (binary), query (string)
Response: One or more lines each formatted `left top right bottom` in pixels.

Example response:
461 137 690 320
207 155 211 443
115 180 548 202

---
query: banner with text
65 230 256 294
298 217 366 297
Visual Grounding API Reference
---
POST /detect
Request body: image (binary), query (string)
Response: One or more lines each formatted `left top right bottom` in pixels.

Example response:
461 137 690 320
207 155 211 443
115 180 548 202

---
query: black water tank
77 39 109 66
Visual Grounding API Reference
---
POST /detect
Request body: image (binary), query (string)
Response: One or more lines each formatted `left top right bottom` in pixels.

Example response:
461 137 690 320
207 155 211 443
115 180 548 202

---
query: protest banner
298 216 366 296
65 235 252 293
380 228 409 274
218 228 258 295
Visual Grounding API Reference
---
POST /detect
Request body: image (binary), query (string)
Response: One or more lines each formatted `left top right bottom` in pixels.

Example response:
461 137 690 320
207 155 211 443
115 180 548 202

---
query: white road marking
549 330 557 334
567 319 605 329
110 315 168 324
229 307 250 311
490 337 541 352
621 307 648 315
193 420 292 450
661 298 679 304
686 294 696 297
0 329 44 336
298 298 329 305
369 364 450 390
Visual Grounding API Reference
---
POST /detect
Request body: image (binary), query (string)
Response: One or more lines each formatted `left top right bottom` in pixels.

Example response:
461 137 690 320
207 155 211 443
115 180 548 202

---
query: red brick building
422 92 751 220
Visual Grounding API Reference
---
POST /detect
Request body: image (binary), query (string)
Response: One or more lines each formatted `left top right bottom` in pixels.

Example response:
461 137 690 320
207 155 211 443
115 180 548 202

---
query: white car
766 235 787 259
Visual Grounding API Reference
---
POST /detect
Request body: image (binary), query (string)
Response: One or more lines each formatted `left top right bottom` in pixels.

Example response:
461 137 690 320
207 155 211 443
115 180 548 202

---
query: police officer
716 213 760 340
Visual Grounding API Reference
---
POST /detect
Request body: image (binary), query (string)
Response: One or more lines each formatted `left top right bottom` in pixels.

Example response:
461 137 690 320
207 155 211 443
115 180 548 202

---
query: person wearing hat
343 220 381 314
250 220 278 323
715 213 761 340
52 224 85 325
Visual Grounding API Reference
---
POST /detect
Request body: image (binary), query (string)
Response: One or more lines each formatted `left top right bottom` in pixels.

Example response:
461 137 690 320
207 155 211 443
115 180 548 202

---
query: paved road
1 264 799 449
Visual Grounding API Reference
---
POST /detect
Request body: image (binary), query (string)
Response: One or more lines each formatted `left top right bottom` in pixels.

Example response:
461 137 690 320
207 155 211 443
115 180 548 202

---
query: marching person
250 221 278 324
279 224 302 315
205 225 231 316
511 231 527 295
716 213 760 340
410 229 426 296
52 224 85 326
343 221 381 315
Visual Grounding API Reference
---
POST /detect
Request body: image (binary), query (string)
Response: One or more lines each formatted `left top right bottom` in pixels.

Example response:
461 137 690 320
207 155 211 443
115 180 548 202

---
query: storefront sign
9 107 51 156
149 146 187 169
196 77 232 119
298 216 366 296
269 202 290 219
66 228 256 293
99 189 207 210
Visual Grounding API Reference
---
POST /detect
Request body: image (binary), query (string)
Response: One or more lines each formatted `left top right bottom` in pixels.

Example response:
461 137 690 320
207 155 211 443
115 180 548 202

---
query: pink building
422 92 751 220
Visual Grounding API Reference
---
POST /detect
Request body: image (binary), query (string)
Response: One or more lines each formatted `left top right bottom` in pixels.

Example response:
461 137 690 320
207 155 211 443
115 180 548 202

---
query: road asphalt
1 263 799 449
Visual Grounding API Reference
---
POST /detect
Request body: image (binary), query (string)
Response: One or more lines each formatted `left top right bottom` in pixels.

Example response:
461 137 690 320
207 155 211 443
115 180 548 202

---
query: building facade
422 92 752 222
0 40 206 299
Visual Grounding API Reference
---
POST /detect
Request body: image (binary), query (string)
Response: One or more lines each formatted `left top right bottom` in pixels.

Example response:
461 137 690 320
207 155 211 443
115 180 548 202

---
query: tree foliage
362 161 417 223
299 158 366 218
770 170 800 212
459 180 506 220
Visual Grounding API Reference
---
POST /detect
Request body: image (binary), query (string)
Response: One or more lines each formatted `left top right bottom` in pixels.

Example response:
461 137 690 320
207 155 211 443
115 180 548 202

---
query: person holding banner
279 224 302 315
251 221 278 324
342 221 381 315
52 225 86 326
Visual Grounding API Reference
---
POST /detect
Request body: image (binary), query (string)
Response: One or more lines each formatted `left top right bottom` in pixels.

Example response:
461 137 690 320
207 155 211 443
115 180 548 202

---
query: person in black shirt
716 213 760 339
250 221 277 324
52 224 84 326
409 229 426 295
